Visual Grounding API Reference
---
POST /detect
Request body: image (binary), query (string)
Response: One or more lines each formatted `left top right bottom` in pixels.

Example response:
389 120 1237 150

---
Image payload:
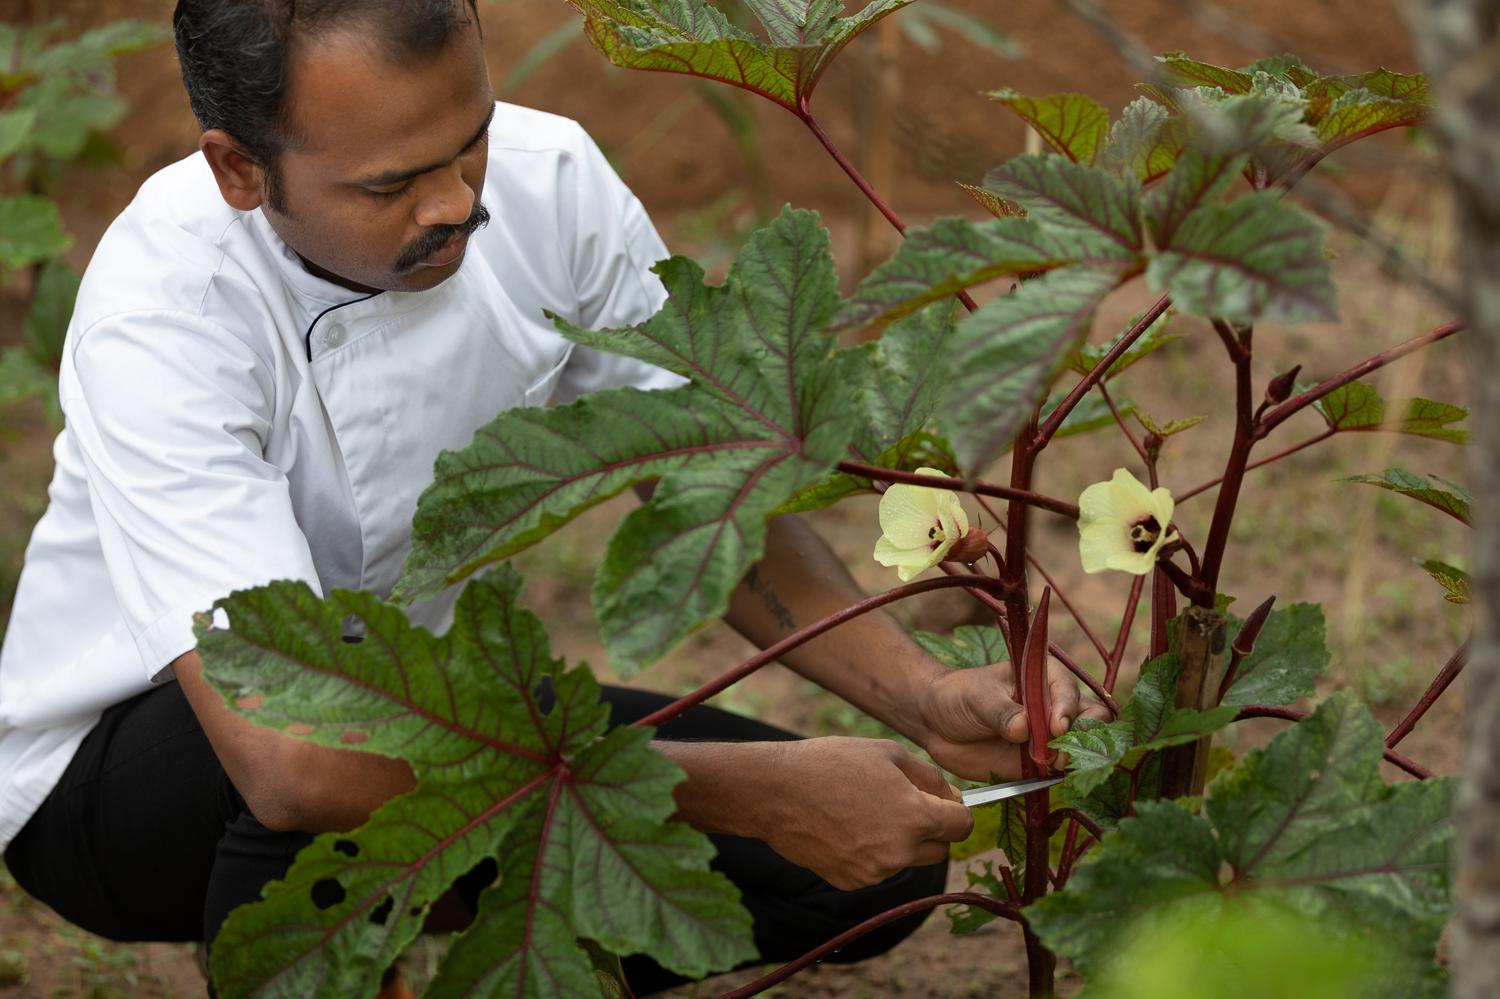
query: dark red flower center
1129 516 1161 554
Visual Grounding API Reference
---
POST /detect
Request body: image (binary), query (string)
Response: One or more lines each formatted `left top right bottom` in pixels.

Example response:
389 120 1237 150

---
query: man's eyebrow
350 103 496 188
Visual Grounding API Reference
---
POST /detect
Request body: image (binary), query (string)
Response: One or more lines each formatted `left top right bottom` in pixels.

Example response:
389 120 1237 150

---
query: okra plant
195 2 1463 996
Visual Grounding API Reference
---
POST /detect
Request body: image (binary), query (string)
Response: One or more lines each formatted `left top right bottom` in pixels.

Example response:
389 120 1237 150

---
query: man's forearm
724 514 947 743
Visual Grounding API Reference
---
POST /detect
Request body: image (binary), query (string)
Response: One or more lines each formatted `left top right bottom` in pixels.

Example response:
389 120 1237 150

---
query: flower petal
874 536 941 580
878 484 942 547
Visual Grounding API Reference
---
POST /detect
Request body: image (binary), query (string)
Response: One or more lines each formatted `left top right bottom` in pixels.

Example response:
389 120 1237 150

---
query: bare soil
0 1 1462 997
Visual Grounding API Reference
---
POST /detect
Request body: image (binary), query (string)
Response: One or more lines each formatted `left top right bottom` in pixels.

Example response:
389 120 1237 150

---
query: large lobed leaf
983 154 1144 262
1032 694 1454 991
0 195 70 269
1051 653 1236 803
201 569 754 998
1146 189 1336 324
1342 466 1472 525
569 0 910 112
988 90 1110 165
1314 380 1469 443
398 207 859 674
1220 602 1330 708
942 264 1128 475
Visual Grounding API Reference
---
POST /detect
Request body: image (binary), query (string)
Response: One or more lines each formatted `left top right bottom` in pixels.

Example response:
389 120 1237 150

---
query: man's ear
199 129 267 212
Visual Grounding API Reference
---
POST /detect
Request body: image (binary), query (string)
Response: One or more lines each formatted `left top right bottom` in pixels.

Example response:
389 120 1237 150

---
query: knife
961 776 1063 808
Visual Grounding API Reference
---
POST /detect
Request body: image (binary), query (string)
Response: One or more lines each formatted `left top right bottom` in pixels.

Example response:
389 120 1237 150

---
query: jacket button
324 323 347 348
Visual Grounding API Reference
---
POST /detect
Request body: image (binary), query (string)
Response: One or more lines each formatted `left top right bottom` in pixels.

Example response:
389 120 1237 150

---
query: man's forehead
280 23 490 163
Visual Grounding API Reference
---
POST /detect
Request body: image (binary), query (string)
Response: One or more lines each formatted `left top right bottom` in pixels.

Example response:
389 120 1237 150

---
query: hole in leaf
338 730 369 746
333 840 359 858
409 906 425 918
287 723 314 737
311 879 345 910
234 695 263 710
370 896 394 926
341 634 364 644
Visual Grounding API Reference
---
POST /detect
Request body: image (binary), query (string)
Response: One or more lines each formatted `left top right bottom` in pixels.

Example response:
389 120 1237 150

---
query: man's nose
412 163 475 228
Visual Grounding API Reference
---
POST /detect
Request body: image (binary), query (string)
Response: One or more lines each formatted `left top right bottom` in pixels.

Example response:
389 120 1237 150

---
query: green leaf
1241 53 1318 80
780 303 958 513
398 207 858 673
1155 52 1254 93
942 264 1126 475
1052 653 1237 805
201 569 755 998
1066 307 1177 379
1134 410 1204 438
913 624 1008 669
1342 467 1472 525
1418 559 1468 605
1100 97 1182 181
1306 68 1429 103
951 791 1027 863
23 258 79 366
1033 694 1455 983
948 859 1010 933
1314 381 1468 443
1221 602 1330 708
983 154 1144 261
988 90 1110 165
14 74 126 160
833 216 1084 329
1147 191 1336 324
1315 89 1428 148
570 0 911 112
1144 95 1315 248
0 195 70 270
0 108 36 161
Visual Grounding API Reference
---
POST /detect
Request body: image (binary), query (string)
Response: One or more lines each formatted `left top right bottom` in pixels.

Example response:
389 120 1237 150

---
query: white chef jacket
0 102 681 851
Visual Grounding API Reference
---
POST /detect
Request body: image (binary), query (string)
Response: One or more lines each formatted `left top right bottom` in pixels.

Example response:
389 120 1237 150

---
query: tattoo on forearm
745 566 796 631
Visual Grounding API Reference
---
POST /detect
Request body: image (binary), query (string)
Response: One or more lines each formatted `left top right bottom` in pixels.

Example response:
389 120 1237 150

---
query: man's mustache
394 201 491 272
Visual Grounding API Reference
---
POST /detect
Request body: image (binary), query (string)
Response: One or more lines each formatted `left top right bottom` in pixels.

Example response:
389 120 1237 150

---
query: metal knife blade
961 776 1063 808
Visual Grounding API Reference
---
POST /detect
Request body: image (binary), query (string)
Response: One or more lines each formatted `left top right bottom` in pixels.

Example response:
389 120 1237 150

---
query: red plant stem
796 102 980 314
1043 806 1105 841
1034 294 1173 448
1057 820 1081 884
1256 320 1464 437
836 461 1080 519
713 892 1022 999
1023 589 1056 767
1386 643 1468 749
1099 381 1149 465
1216 594 1277 705
1150 568 1174 660
1234 705 1434 778
1057 832 1099 882
632 575 1005 730
1198 324 1255 598
1107 575 1146 691
1176 429 1335 504
999 864 1022 903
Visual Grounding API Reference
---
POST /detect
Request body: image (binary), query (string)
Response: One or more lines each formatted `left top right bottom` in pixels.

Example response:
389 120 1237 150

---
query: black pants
4 681 946 995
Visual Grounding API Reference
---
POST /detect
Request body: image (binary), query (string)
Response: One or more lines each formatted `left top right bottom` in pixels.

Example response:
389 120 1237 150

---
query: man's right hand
662 736 972 891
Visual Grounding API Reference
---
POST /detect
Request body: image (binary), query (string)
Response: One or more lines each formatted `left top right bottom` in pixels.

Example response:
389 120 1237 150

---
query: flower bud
943 526 990 565
1264 365 1302 405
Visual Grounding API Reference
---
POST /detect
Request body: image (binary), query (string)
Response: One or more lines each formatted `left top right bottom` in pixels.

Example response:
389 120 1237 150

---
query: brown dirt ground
0 0 1464 997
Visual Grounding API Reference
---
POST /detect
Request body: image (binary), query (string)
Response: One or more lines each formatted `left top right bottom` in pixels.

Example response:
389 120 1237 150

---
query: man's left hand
916 659 1111 782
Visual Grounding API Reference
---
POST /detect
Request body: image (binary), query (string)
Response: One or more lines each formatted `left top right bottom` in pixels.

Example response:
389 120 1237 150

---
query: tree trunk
1408 4 1500 996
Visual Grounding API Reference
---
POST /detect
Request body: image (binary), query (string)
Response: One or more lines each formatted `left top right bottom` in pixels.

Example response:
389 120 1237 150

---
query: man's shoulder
70 153 290 348
485 102 593 159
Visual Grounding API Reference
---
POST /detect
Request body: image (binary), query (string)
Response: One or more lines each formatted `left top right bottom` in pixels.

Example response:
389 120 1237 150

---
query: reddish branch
712 893 1022 999
796 101 979 314
1198 323 1254 597
1235 705 1434 778
1033 294 1173 448
1022 589 1057 767
837 461 1080 519
1177 429 1335 503
631 575 1006 730
1107 575 1145 691
1256 320 1464 436
1387 643 1468 749
1044 806 1105 841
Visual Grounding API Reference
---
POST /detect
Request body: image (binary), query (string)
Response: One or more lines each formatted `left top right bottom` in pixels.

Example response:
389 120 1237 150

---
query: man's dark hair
173 0 480 211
